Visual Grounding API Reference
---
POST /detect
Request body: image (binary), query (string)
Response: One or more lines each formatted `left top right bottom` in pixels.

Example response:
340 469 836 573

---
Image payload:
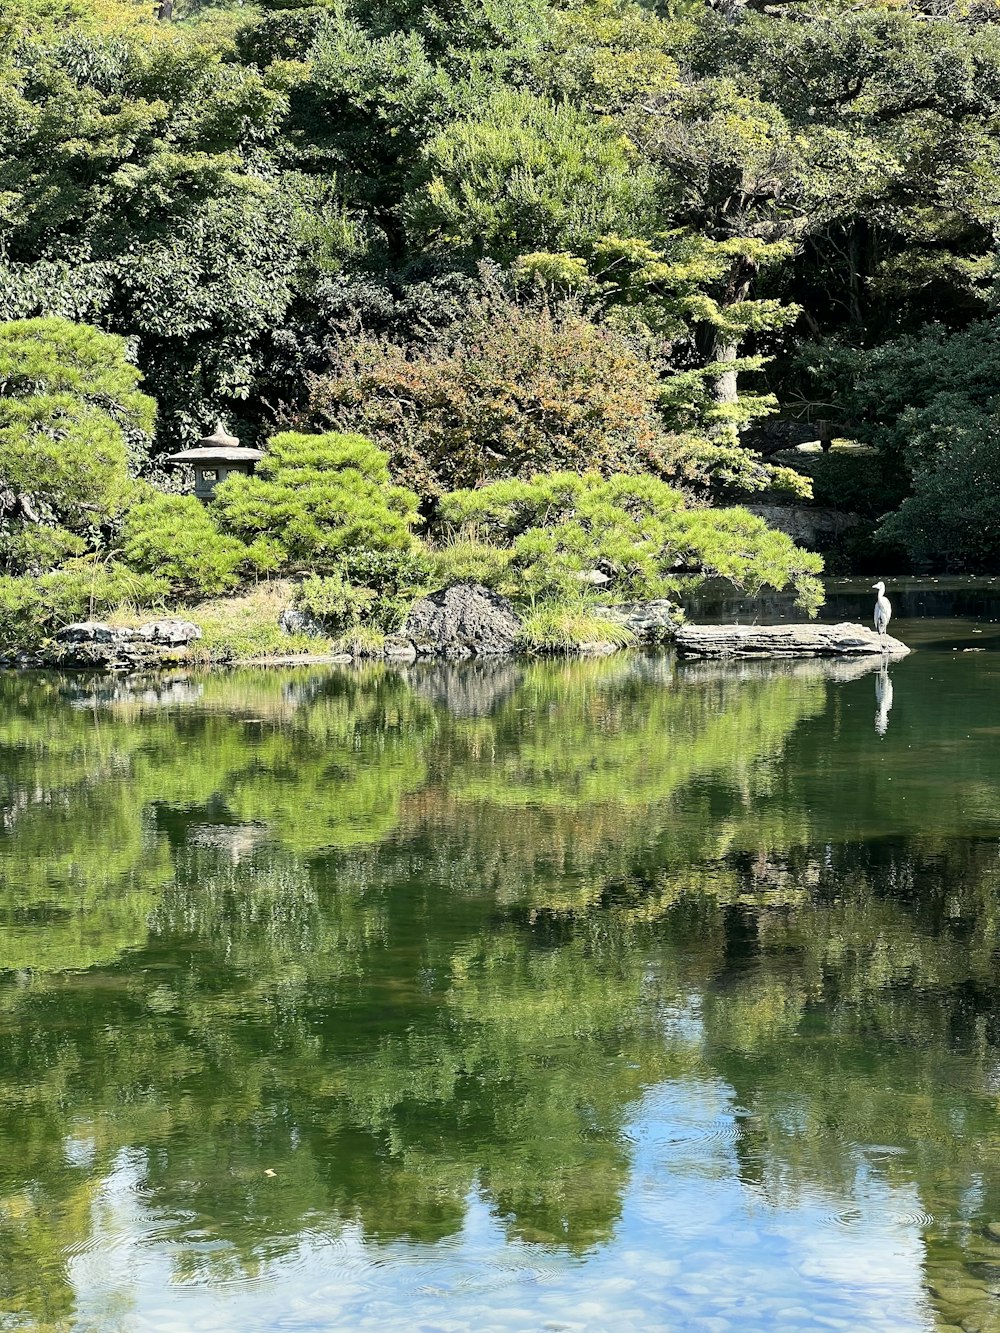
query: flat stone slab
675 621 910 659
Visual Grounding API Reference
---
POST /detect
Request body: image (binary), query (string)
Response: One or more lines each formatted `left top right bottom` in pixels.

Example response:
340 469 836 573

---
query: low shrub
0 562 169 650
331 548 433 598
294 572 384 633
0 524 87 577
293 546 434 634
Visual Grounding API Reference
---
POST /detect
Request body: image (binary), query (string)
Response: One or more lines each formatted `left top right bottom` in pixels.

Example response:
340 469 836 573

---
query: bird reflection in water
875 666 893 737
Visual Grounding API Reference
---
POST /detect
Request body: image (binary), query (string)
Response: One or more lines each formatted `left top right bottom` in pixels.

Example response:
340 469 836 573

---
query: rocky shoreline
1 618 206 672
0 584 909 673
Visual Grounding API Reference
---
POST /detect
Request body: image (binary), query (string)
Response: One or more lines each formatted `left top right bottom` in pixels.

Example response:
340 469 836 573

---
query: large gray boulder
137 619 203 646
594 599 680 642
675 622 910 659
402 584 521 658
278 607 325 638
56 622 136 645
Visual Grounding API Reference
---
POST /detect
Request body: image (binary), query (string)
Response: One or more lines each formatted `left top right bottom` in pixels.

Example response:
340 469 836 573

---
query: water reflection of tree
1 659 1000 1328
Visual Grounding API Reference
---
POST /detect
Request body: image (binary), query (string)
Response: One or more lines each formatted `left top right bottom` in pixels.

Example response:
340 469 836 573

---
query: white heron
872 581 892 647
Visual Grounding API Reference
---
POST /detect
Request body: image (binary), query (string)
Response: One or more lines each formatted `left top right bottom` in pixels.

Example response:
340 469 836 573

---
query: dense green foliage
0 318 154 573
314 296 686 495
0 308 820 644
213 430 421 569
438 471 824 611
803 322 1000 566
0 408 819 649
4 0 998 566
122 486 277 594
6 0 1000 622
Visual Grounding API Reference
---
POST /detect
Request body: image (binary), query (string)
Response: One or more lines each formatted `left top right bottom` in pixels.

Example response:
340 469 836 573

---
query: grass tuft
330 625 387 658
518 601 637 654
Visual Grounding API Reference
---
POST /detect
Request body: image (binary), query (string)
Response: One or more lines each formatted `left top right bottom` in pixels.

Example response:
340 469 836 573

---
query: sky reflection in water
69 1088 929 1333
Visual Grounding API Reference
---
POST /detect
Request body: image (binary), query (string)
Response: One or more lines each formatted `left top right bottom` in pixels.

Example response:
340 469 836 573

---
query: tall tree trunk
711 336 740 407
707 260 755 410
848 222 863 326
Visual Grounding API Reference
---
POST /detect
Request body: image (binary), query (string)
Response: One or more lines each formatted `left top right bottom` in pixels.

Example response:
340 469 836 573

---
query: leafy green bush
330 548 433 598
294 573 383 634
293 545 433 633
405 90 657 263
121 488 280 597
215 432 421 572
0 525 87 577
877 414 1000 569
796 321 1000 565
438 472 824 612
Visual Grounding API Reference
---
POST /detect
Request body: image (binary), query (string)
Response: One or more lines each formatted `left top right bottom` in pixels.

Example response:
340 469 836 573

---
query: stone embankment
5 619 203 670
675 622 910 659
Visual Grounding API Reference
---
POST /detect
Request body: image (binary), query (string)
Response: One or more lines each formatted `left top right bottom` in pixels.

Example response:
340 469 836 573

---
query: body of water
1 587 999 1331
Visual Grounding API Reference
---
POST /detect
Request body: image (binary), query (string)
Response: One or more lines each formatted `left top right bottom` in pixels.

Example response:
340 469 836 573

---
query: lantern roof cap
201 420 240 448
165 445 264 466
165 422 264 467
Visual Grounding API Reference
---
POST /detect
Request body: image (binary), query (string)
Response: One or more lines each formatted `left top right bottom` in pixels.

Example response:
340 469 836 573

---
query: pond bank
3 608 909 674
0 583 682 671
2 578 935 672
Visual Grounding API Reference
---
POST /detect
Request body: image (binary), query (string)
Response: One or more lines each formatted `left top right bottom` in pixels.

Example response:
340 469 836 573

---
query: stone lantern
164 422 264 502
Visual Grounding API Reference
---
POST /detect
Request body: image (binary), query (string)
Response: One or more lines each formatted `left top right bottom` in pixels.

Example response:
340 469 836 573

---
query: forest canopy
1 0 998 586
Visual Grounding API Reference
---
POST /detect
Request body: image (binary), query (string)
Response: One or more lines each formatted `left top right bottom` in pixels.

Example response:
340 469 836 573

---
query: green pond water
2 593 1000 1332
